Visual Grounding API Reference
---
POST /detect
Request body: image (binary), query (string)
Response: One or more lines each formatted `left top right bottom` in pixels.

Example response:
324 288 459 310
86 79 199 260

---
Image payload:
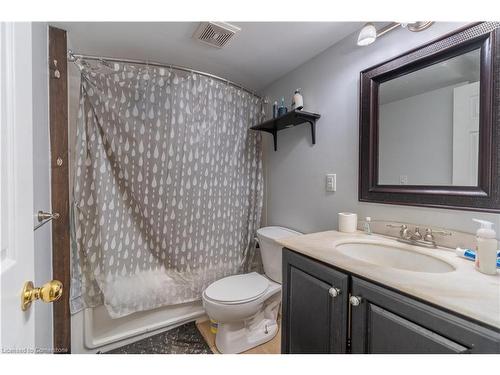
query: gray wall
261 22 500 237
378 83 463 185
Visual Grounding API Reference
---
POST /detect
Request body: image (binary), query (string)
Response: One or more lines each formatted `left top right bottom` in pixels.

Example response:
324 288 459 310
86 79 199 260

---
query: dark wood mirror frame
359 22 500 213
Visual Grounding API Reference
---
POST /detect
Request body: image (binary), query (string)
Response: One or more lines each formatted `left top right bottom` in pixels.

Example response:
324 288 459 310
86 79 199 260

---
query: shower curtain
70 59 264 318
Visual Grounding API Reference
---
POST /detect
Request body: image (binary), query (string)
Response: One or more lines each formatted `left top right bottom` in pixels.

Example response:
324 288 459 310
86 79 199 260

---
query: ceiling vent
193 22 241 48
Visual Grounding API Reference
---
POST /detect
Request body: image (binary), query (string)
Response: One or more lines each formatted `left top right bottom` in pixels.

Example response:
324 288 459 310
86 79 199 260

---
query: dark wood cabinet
350 277 500 353
282 249 500 354
353 303 468 353
282 249 349 353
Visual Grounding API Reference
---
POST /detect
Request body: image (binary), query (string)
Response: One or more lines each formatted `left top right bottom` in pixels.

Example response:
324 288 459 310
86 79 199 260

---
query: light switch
326 174 336 192
399 175 408 185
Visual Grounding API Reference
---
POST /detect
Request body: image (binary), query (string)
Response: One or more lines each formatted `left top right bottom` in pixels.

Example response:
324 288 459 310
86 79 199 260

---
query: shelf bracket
296 116 317 146
308 120 316 145
272 128 278 151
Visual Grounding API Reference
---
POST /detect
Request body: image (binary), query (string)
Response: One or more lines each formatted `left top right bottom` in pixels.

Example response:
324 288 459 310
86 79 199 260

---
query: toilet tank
256 226 302 283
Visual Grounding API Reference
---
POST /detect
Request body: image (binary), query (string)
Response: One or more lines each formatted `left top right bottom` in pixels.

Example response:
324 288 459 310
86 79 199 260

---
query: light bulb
357 23 377 46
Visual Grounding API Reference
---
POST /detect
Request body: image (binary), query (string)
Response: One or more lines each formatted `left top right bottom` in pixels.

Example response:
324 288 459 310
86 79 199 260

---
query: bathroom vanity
278 231 500 354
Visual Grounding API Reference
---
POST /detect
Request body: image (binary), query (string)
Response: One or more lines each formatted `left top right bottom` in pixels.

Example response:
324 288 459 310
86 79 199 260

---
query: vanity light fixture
357 22 434 46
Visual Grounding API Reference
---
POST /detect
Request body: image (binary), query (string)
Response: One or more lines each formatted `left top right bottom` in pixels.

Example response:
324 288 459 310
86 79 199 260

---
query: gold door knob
21 280 63 311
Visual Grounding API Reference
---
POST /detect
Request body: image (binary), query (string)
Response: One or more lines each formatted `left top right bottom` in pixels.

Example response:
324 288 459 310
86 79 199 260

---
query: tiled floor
105 322 213 354
196 319 281 354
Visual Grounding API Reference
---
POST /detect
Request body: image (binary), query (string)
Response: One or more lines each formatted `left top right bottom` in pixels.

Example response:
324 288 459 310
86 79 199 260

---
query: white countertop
277 230 500 329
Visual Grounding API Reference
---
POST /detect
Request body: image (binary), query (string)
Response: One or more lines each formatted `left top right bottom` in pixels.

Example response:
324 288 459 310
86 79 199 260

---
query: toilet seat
204 272 269 305
202 226 300 353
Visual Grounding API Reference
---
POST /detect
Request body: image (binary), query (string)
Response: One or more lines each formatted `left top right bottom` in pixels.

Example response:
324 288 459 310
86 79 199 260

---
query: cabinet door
282 249 349 354
351 277 500 354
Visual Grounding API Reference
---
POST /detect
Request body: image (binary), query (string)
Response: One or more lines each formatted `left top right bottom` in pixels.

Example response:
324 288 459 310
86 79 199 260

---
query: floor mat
105 322 213 354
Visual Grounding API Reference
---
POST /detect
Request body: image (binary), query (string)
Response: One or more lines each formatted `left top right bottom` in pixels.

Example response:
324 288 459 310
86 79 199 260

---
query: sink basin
335 242 455 273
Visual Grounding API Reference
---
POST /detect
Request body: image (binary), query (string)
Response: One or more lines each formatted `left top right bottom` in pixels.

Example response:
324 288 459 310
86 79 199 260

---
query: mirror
378 49 480 186
359 22 500 212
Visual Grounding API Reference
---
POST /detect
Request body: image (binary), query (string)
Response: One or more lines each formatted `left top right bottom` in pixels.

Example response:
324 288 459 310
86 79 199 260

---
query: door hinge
347 338 352 353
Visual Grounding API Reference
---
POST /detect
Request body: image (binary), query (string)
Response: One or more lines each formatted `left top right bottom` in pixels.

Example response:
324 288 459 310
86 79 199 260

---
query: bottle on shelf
291 88 304 110
277 97 287 117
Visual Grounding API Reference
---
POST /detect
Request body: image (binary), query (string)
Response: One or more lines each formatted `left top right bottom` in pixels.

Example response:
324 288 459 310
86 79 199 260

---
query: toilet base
215 297 281 354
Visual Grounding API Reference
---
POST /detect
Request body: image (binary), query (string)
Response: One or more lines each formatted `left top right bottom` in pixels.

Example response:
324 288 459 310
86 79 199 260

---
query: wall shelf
250 109 321 151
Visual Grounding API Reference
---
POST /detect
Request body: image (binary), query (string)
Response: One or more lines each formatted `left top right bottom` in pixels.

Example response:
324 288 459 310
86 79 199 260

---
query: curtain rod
67 50 265 102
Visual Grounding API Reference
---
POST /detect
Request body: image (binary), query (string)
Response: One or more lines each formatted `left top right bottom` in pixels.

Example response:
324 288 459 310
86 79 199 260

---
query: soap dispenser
472 219 498 275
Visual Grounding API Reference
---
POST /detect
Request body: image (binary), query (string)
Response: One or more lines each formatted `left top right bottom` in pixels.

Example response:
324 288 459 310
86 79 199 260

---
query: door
350 277 468 353
282 249 348 354
1 22 55 353
452 81 480 186
350 277 500 354
1 21 38 352
352 302 468 354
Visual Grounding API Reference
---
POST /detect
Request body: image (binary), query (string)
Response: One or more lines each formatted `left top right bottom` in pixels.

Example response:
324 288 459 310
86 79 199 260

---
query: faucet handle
424 228 434 242
423 228 452 245
386 224 406 229
430 229 452 236
386 224 410 239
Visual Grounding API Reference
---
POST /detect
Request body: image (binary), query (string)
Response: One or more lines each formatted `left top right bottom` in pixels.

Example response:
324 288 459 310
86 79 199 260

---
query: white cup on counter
338 212 358 233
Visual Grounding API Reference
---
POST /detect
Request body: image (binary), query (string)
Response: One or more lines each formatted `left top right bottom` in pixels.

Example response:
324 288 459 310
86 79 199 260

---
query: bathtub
71 301 205 353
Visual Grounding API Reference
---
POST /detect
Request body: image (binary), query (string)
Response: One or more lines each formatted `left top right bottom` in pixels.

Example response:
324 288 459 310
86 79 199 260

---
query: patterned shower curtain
70 59 264 318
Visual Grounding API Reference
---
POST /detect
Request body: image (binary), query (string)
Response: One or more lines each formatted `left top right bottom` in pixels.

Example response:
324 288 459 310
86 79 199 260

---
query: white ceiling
51 22 363 92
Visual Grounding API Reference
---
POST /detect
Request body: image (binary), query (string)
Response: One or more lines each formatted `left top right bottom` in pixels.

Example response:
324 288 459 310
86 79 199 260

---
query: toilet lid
204 272 269 303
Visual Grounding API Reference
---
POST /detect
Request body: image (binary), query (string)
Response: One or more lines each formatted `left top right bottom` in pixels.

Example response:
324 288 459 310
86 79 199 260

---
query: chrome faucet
412 227 422 241
386 224 451 248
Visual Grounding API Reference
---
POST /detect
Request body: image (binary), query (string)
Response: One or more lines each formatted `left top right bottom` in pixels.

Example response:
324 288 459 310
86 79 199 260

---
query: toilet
202 226 301 354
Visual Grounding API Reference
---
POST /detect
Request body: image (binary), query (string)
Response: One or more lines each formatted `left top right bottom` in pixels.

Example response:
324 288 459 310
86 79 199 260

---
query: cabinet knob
349 295 362 306
328 287 341 298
